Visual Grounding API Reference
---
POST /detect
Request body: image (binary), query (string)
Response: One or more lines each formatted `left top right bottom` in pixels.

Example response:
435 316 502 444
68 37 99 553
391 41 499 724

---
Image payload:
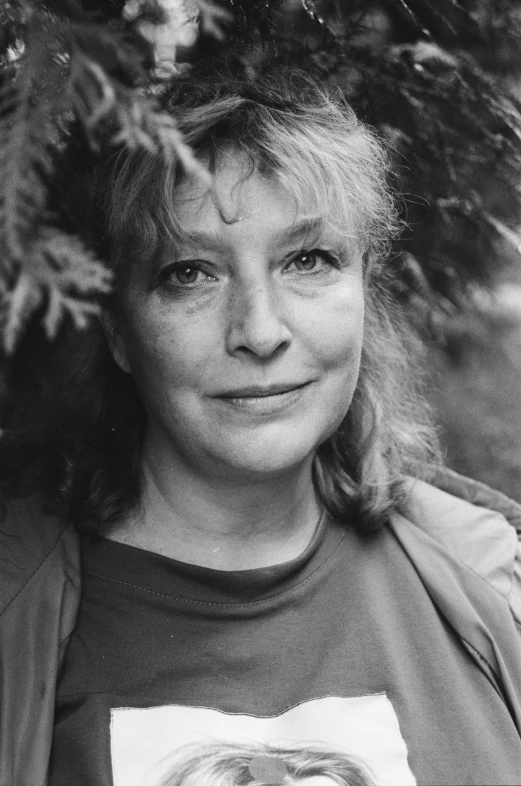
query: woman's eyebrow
275 218 324 246
174 229 228 250
175 218 325 251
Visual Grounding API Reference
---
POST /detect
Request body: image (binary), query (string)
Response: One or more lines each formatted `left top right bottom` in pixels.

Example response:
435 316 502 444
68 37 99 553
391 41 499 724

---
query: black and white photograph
1 2 521 785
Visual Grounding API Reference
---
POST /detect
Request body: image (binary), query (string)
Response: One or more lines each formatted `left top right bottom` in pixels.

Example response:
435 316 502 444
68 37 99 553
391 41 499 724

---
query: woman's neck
106 447 323 570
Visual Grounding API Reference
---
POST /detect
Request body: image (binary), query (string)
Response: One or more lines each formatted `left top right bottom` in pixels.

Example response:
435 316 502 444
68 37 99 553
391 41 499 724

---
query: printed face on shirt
107 155 364 482
147 737 379 786
295 778 350 785
110 697 411 785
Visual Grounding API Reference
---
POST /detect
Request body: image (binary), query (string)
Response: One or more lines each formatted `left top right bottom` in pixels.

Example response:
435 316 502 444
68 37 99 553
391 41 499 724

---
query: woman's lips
212 383 311 414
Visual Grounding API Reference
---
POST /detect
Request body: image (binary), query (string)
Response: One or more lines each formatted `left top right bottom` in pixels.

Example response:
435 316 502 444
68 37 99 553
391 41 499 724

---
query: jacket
1 467 521 786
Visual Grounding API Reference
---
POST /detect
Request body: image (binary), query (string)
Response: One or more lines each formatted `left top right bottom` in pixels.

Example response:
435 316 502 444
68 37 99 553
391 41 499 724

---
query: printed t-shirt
50 515 521 786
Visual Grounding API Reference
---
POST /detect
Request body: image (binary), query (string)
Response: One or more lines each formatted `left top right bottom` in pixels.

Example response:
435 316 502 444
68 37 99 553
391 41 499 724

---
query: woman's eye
159 262 212 288
174 264 201 284
286 250 337 274
294 254 318 272
287 249 335 273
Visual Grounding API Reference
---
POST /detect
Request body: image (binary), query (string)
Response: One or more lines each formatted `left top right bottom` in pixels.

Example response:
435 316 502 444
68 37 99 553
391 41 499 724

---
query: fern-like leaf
195 0 233 41
69 50 209 180
1 227 112 352
68 52 118 144
113 97 211 181
1 272 41 354
0 62 54 264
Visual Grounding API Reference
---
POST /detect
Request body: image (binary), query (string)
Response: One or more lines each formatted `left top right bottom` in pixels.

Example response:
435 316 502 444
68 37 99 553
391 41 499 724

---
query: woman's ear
101 309 132 374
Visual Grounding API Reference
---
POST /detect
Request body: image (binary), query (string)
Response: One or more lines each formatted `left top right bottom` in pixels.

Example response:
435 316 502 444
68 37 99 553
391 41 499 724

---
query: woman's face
109 157 365 482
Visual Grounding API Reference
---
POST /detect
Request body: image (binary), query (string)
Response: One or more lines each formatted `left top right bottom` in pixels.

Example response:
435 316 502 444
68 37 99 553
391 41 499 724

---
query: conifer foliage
0 0 214 352
1 0 521 351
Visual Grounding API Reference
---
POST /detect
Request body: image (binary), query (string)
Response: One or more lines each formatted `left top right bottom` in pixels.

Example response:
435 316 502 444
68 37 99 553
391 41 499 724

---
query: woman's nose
225 278 292 359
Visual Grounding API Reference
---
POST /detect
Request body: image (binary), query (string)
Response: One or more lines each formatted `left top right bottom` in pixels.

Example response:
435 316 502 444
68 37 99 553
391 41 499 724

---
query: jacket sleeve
0 497 81 786
392 473 521 735
513 555 521 628
423 465 521 632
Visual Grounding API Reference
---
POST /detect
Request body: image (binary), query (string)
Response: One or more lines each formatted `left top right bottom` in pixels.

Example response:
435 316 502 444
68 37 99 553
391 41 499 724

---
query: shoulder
0 494 80 616
398 466 521 624
417 465 521 532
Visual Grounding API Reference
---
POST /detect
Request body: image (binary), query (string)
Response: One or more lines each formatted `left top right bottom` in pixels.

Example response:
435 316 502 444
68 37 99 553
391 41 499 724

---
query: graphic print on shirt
110 694 416 786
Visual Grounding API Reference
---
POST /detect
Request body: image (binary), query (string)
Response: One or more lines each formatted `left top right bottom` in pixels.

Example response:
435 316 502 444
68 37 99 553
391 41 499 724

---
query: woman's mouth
212 383 311 414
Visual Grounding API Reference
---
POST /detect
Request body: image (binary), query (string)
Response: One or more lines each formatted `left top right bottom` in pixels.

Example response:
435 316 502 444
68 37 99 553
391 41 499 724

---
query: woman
1 68 521 786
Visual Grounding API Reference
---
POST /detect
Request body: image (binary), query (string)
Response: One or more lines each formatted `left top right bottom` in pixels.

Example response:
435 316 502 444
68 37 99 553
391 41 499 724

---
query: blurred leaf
0 0 216 351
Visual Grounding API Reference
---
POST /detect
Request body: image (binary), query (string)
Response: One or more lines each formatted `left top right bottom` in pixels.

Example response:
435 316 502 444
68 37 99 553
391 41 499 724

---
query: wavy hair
155 740 378 786
0 66 441 530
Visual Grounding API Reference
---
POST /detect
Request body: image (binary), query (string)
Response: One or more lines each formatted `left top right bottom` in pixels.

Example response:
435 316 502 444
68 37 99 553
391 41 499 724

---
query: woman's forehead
172 163 356 251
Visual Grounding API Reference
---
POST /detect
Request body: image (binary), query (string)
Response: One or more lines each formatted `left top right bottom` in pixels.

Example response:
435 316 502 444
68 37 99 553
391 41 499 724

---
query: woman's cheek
306 287 364 369
133 315 215 389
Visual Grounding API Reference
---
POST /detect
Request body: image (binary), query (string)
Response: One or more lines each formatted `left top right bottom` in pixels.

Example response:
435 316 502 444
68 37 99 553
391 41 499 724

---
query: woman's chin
204 436 319 481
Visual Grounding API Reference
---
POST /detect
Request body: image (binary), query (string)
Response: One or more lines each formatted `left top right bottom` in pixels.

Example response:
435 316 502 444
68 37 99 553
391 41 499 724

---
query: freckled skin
108 159 365 485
